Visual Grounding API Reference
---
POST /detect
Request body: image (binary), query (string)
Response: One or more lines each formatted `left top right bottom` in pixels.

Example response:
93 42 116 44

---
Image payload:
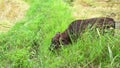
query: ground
0 0 29 32
72 0 120 20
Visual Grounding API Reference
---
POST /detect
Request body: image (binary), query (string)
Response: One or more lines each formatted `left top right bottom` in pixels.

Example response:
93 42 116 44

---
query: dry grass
72 0 120 20
0 0 29 32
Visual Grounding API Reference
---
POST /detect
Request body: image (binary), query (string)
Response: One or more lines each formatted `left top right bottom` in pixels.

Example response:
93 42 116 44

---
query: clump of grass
0 0 73 67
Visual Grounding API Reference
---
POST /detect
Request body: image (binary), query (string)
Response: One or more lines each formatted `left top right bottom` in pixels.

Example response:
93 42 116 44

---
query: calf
49 17 115 51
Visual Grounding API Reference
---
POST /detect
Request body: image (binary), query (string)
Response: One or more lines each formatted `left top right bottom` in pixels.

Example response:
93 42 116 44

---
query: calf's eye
61 39 64 42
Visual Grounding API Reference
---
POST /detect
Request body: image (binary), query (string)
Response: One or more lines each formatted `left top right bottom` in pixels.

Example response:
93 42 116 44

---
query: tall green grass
0 0 120 68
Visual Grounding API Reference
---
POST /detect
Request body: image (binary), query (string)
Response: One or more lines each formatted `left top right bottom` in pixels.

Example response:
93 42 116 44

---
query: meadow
0 0 120 68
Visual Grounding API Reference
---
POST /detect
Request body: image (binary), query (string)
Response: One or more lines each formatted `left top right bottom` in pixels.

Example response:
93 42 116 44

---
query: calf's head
49 32 61 51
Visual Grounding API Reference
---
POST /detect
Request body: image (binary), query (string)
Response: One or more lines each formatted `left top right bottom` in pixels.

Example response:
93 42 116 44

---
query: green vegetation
0 0 120 68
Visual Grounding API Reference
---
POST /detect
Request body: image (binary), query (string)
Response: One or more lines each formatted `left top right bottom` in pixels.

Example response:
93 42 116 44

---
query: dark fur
49 17 115 50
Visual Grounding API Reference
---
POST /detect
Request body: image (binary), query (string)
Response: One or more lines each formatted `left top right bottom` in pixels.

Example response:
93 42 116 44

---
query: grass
0 0 120 68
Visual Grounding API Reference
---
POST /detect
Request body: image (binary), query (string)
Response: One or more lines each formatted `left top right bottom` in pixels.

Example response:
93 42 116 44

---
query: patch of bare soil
71 0 120 20
0 0 29 32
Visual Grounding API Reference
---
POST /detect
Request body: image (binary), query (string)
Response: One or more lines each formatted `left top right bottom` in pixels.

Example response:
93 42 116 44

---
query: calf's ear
55 32 61 38
56 32 61 36
56 32 60 34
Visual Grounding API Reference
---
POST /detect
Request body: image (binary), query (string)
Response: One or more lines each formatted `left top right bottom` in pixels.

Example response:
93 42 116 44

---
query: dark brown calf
49 17 115 51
